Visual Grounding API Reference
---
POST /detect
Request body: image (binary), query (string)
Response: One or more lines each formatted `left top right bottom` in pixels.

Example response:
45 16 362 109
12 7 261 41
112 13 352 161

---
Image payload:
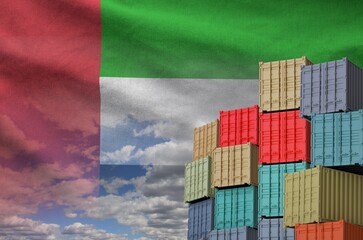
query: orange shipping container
193 119 219 161
295 220 363 240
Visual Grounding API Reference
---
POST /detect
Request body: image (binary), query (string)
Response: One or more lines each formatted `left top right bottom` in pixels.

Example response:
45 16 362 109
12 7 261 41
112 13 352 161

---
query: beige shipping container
259 56 313 112
193 119 219 161
284 166 363 228
212 142 258 188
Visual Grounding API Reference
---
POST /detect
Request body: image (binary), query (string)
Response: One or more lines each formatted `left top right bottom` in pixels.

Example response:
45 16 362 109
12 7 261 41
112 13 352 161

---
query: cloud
0 115 45 159
65 212 78 219
0 216 61 240
135 140 192 165
0 164 98 217
101 145 136 164
75 165 188 240
100 178 131 194
63 222 128 240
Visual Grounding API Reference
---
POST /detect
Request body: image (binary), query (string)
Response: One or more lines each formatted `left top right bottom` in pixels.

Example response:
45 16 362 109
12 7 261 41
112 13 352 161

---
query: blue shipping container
311 110 363 167
300 57 363 119
214 186 258 229
188 198 214 240
209 227 257 240
258 162 310 217
258 218 294 240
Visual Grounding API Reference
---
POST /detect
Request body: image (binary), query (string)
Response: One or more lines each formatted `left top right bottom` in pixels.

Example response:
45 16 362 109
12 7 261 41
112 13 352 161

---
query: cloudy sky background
100 78 259 166
0 78 258 240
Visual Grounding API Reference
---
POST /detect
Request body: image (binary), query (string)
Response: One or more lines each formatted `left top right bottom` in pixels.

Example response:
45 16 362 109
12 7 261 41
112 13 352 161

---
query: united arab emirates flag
1 0 363 238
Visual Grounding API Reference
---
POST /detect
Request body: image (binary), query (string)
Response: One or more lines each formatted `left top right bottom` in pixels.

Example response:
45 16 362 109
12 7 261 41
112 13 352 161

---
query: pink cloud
0 115 45 159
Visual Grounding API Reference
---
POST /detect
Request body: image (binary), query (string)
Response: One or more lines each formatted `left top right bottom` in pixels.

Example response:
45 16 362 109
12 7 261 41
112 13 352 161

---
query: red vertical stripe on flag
0 0 101 216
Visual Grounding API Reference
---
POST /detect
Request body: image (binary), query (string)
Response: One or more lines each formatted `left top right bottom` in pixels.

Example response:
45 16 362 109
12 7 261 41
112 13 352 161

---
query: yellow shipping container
212 142 258 188
193 119 219 161
284 166 363 228
259 56 313 112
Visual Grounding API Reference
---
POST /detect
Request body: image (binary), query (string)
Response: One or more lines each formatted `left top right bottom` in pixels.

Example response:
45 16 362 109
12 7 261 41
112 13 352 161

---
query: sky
0 78 258 239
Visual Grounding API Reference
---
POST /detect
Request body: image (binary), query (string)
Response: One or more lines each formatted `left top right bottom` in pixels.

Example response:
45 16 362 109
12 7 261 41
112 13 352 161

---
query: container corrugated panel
219 105 259 147
212 143 258 188
259 110 311 164
214 186 258 229
284 166 363 228
295 220 363 240
209 227 257 240
188 198 214 240
193 119 219 161
184 157 214 203
258 218 294 240
311 110 363 167
301 57 363 119
259 56 313 112
258 162 310 217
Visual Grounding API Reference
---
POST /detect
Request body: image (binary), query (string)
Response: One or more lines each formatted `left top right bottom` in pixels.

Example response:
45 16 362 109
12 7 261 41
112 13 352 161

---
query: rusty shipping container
295 220 363 240
184 157 214 203
219 105 259 147
259 56 313 112
259 110 310 164
300 58 363 119
193 119 219 161
212 143 258 188
284 166 363 228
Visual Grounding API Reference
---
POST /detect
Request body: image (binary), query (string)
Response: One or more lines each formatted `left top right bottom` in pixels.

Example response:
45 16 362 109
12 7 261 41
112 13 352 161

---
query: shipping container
284 166 363 228
219 105 259 147
301 58 363 119
258 218 294 240
259 110 310 164
209 227 257 240
311 110 363 168
213 143 258 188
184 157 214 203
188 198 214 240
295 220 363 240
259 56 313 112
258 162 310 217
214 186 258 229
193 119 219 161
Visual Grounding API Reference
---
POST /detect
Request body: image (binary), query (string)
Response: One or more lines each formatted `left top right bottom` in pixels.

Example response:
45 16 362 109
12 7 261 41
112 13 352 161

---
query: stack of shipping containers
184 120 219 240
283 57 363 239
185 56 363 239
209 105 259 239
257 57 312 239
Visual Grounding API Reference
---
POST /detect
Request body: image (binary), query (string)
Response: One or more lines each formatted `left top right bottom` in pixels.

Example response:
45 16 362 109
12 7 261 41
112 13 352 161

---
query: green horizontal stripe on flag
101 0 363 79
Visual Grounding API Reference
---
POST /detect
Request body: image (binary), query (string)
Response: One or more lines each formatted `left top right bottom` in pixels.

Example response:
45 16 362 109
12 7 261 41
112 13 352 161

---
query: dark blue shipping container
209 227 257 240
188 198 214 240
258 218 294 240
300 58 363 119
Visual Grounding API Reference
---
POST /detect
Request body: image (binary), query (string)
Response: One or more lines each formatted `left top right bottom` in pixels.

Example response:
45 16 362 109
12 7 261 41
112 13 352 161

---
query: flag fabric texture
1 0 363 239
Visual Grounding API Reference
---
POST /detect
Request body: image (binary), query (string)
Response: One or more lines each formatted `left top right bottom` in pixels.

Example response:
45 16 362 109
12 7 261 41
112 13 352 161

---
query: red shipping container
259 110 310 164
295 220 363 240
219 105 259 147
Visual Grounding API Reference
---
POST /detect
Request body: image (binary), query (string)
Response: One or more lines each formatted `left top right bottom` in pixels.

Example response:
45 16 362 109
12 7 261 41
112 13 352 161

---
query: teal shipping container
311 110 363 169
258 162 310 217
214 186 258 229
